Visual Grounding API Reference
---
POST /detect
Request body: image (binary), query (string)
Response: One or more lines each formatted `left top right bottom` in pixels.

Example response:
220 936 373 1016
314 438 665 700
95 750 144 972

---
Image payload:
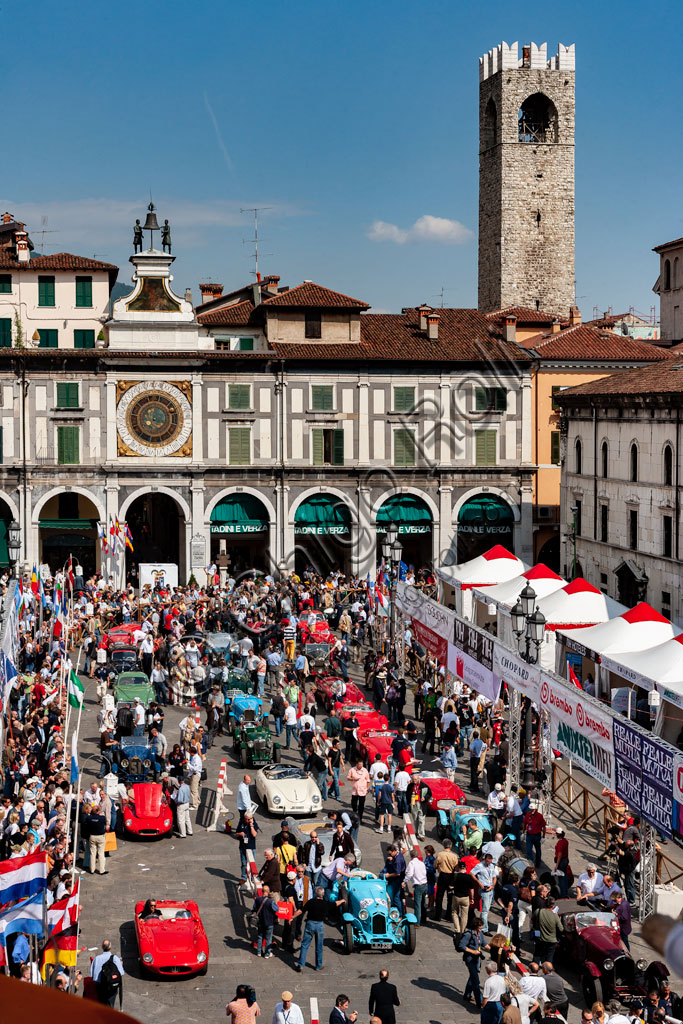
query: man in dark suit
329 994 358 1024
368 969 401 1024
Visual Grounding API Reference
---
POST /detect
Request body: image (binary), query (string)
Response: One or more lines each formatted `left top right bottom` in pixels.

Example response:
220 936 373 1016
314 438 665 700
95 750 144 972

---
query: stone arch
518 92 558 143
288 486 358 528
371 486 440 525
663 441 674 486
0 491 20 523
31 485 105 526
119 485 191 523
450 486 520 526
629 439 639 483
204 486 276 526
482 97 497 150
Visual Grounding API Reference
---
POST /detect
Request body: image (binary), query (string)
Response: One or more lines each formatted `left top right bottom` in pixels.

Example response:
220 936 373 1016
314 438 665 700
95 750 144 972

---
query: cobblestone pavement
75 658 662 1024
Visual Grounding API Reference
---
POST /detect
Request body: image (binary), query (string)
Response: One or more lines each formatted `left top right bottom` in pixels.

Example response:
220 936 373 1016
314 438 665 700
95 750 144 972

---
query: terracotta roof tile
653 237 683 253
262 281 370 309
0 252 117 271
485 305 565 325
557 358 683 400
196 300 258 326
526 324 667 362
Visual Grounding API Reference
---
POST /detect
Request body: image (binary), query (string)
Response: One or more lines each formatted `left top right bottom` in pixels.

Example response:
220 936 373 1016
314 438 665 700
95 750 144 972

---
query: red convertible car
100 623 141 650
340 703 388 733
123 783 173 838
315 676 367 711
356 728 398 766
299 612 335 645
417 771 467 812
135 899 209 976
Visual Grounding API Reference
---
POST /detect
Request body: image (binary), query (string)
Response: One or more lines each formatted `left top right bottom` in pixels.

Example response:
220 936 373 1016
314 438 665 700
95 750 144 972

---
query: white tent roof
601 633 683 692
472 562 566 611
558 602 677 657
537 577 627 629
436 544 527 591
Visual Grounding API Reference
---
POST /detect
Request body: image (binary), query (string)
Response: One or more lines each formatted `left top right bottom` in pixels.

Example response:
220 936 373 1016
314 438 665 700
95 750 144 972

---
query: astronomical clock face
116 381 192 457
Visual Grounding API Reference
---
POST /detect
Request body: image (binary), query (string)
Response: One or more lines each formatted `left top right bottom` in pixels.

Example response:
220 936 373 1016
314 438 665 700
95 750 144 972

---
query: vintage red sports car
135 899 209 976
356 728 398 766
315 676 367 711
100 623 141 650
417 771 467 812
340 703 388 732
299 612 336 645
123 783 173 838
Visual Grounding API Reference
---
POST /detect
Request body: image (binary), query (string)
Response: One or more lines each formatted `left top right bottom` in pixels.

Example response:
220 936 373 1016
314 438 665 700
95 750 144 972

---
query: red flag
68 555 74 591
567 663 583 689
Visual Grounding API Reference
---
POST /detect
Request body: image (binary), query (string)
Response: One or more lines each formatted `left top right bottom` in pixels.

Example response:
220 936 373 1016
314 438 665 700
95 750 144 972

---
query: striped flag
67 670 85 709
70 728 79 785
0 851 47 904
30 565 39 595
125 523 134 552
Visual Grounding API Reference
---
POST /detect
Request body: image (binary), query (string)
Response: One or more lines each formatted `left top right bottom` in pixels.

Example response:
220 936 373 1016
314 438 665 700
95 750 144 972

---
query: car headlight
142 953 154 963
121 758 129 768
239 716 245 724
197 951 207 963
164 818 171 826
389 909 400 922
312 795 321 804
143 759 151 768
273 796 281 804
358 910 369 921
636 958 648 971
603 958 614 971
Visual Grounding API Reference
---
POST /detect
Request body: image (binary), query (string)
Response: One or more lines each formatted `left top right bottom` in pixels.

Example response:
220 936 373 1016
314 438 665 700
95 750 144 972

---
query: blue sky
2 0 681 317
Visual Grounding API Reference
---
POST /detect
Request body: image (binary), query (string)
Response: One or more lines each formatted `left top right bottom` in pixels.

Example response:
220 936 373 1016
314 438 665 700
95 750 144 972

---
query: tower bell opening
518 93 558 144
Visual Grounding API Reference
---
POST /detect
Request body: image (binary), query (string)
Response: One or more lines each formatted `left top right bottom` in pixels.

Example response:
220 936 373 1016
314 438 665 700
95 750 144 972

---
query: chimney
504 315 517 343
15 230 30 264
569 304 582 327
2 212 12 224
199 282 223 303
184 288 193 304
426 312 440 341
417 304 432 331
551 318 561 334
262 274 280 294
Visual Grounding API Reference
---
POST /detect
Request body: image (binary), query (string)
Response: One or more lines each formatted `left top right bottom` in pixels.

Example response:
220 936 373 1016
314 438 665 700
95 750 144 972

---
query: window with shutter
476 386 506 412
38 329 58 349
475 429 496 466
75 276 93 307
333 429 344 465
494 387 507 412
57 426 79 465
228 427 251 464
394 428 415 467
0 275 11 293
550 431 560 465
393 386 415 412
238 337 254 351
74 329 95 349
305 312 322 339
229 384 251 410
56 383 79 408
551 385 568 411
0 319 11 347
311 385 334 411
38 276 55 306
312 429 324 465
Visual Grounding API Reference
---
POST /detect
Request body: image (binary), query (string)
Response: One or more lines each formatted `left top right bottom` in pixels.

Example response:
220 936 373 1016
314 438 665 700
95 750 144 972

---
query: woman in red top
554 827 570 897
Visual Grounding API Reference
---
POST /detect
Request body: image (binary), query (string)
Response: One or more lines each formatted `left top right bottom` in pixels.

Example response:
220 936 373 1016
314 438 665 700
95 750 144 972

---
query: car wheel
343 921 354 954
402 921 416 955
273 745 281 763
582 974 602 1007
240 747 248 768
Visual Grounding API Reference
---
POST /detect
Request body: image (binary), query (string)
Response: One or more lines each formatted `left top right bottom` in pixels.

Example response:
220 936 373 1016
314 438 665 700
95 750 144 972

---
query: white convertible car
254 764 323 815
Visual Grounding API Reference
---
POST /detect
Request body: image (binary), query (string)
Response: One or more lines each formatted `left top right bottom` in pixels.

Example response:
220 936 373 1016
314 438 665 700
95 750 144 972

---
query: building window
629 509 638 550
393 386 415 412
664 444 674 486
0 318 11 347
601 440 608 478
312 427 344 466
550 431 560 465
73 329 95 349
475 429 496 466
38 276 55 306
600 504 608 543
575 438 582 475
38 329 58 348
630 443 638 482
238 337 254 351
551 385 568 411
663 515 673 558
228 427 251 465
56 383 79 409
228 384 251 410
664 259 672 291
305 311 322 339
575 499 582 537
57 426 79 465
0 274 11 293
394 428 416 467
75 276 92 307
475 386 507 412
663 591 672 618
311 385 334 411
600 572 608 593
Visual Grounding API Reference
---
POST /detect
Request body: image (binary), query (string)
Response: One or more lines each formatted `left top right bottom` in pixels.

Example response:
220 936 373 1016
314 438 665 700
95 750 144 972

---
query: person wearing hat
487 783 506 835
272 991 304 1024
280 866 301 952
234 810 259 883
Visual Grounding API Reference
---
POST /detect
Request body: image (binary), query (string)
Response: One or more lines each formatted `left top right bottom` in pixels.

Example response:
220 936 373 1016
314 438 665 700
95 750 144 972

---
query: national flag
0 893 45 952
47 880 80 937
0 851 47 904
567 663 583 690
30 565 39 595
1 650 18 708
398 560 408 581
125 523 134 552
70 729 79 785
67 670 85 709
115 516 121 537
38 572 47 609
98 522 108 554
365 573 373 604
40 921 79 972
67 554 74 590
110 516 117 556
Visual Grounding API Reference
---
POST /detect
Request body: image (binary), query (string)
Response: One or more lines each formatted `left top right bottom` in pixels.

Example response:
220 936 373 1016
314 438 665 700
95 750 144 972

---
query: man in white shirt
394 768 411 815
188 746 203 810
403 848 428 925
471 853 497 933
481 833 507 865
272 991 305 1024
487 783 506 831
239 636 253 668
283 701 298 748
185 639 200 669
482 963 507 1013
237 774 252 817
369 754 389 782
576 864 604 900
133 698 146 737
521 963 547 1004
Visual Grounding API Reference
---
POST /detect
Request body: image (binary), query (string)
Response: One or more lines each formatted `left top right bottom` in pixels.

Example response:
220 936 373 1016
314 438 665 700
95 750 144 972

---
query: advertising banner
641 736 674 838
447 644 501 704
613 719 642 813
411 619 447 662
493 644 541 703
541 674 615 789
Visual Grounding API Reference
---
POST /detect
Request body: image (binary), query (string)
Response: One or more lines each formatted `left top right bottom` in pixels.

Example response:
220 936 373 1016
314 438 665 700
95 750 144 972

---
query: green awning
0 514 9 567
457 496 513 536
210 494 269 534
294 494 351 535
376 494 432 534
39 518 97 530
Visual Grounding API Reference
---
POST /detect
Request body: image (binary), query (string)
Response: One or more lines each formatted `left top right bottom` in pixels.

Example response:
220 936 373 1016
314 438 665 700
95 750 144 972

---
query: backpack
98 955 122 1007
457 930 473 953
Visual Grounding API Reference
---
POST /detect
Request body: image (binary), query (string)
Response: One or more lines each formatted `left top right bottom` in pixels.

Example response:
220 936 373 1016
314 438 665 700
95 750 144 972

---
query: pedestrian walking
295 885 328 972
272 991 305 1024
234 811 259 883
330 995 358 1024
188 745 202 810
174 778 193 837
327 738 344 800
227 984 261 1022
368 969 401 1024
523 805 546 868
433 838 459 921
252 884 279 958
375 774 395 834
347 760 370 819
612 891 632 949
460 918 489 1009
403 848 428 925
90 940 125 1008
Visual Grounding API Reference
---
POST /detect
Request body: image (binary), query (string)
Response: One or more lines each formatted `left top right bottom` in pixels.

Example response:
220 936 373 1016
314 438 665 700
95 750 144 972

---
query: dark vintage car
556 899 669 1006
110 735 162 783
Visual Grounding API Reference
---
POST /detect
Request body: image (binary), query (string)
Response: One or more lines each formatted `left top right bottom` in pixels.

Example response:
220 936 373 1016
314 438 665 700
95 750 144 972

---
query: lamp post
381 524 402 654
510 583 546 790
568 505 578 579
7 518 20 578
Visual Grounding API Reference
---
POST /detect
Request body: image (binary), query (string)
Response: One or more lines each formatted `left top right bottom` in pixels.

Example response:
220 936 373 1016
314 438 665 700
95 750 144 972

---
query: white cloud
367 214 473 245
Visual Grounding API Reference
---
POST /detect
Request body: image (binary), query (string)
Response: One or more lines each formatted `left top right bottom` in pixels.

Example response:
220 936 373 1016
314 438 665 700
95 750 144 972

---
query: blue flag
398 560 408 581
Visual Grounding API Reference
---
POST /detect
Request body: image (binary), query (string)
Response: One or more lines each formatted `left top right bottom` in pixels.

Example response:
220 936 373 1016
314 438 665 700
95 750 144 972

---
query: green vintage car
114 670 155 707
233 720 280 768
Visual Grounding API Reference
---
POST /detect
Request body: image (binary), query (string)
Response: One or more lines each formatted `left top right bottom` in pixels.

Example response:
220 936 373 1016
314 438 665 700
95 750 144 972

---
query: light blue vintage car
341 870 416 954
224 690 264 734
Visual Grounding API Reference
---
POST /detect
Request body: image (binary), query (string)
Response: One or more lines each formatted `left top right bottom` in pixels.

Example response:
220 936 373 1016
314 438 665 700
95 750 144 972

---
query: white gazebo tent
436 544 527 620
535 578 627 671
556 602 677 700
600 634 683 744
472 563 566 648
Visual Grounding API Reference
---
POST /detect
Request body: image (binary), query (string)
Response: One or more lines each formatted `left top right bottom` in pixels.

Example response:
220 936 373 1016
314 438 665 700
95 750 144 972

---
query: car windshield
121 736 150 750
264 766 305 779
118 674 147 685
576 912 618 930
365 731 395 739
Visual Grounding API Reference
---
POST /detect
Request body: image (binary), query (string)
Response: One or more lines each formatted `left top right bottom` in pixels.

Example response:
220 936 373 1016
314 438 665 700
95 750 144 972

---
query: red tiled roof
485 305 566 325
262 282 370 309
0 252 117 271
526 324 667 362
196 300 258 326
556 358 683 400
653 237 683 253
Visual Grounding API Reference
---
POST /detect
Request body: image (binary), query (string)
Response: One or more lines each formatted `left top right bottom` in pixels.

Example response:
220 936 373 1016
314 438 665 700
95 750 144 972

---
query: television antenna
36 215 58 254
432 287 452 308
241 207 272 279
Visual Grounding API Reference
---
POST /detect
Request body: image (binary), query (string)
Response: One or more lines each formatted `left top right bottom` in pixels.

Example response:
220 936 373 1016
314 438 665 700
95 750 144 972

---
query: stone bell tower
478 41 576 317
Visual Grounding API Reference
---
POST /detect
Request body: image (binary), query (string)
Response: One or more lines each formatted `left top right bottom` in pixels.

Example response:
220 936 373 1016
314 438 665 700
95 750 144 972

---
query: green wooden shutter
0 319 11 347
229 427 250 464
312 429 324 465
475 386 487 411
57 426 79 465
394 386 415 412
56 383 79 408
495 387 507 412
39 329 58 348
311 385 333 411
229 384 251 409
395 428 415 467
333 429 344 465
38 276 55 306
74 329 95 349
0 275 11 293
550 431 560 465
238 337 254 351
75 276 92 307
475 429 496 466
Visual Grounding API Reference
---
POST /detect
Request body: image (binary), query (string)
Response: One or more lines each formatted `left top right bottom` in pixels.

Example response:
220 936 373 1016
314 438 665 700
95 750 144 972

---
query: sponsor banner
411 619 447 662
641 736 674 838
453 618 494 673
550 715 614 790
447 643 501 704
613 719 642 813
658 685 683 711
674 753 683 806
397 583 454 643
493 644 541 703
541 675 615 788
601 654 651 690
294 525 349 535
556 631 600 663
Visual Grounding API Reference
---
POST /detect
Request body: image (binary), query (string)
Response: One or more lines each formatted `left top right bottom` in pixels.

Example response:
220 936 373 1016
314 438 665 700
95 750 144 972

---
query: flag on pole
67 670 85 709
567 663 583 690
68 554 74 590
38 571 47 609
30 565 39 595
125 523 134 551
98 522 108 554
109 516 117 556
0 851 47 904
70 728 79 784
0 892 45 942
42 881 81 972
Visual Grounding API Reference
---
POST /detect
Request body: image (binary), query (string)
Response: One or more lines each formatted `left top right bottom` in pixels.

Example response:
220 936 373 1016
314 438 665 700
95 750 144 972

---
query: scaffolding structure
639 822 657 923
508 688 521 791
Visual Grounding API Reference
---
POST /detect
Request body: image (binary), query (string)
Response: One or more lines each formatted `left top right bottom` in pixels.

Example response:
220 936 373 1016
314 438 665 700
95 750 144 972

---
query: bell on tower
142 202 160 249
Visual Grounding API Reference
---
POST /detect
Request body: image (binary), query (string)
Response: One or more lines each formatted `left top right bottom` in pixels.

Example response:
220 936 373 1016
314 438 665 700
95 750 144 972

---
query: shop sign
210 523 267 534
457 524 512 535
294 525 349 535
376 524 431 535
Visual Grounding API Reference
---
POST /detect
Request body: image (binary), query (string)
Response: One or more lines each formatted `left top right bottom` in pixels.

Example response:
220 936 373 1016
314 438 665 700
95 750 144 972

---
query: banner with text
450 618 500 703
396 582 454 643
493 645 541 703
613 719 643 814
613 721 674 836
411 619 448 662
540 674 615 789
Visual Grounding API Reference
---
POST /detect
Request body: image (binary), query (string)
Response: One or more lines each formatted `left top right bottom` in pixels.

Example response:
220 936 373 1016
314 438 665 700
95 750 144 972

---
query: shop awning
294 494 351 535
39 518 97 530
210 494 269 534
376 494 432 534
457 496 514 536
